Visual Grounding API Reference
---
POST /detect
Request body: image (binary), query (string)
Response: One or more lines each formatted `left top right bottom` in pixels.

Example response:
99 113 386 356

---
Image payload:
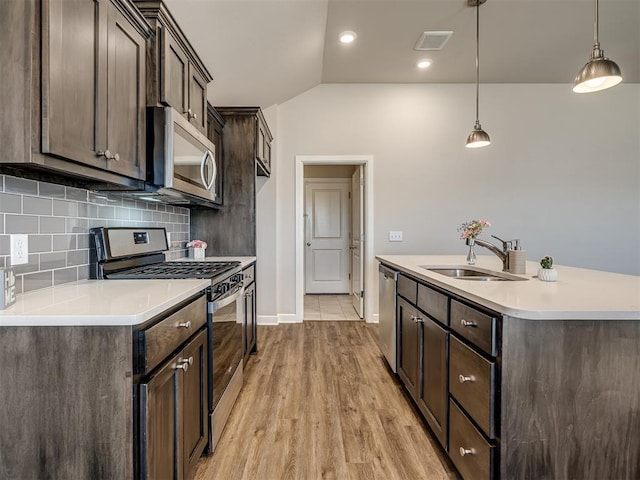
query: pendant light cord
593 0 600 48
475 0 480 126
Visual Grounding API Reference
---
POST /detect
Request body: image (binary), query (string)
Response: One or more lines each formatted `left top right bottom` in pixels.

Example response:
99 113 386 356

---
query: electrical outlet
10 234 29 266
389 231 403 242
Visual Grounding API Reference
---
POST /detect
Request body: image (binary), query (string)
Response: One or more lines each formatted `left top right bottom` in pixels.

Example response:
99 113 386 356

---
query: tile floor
304 294 362 321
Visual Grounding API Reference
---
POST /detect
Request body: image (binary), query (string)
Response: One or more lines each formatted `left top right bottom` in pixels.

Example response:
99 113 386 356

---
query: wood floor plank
195 322 458 480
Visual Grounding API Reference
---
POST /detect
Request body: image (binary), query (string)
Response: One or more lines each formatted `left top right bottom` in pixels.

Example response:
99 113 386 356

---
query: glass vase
466 243 477 265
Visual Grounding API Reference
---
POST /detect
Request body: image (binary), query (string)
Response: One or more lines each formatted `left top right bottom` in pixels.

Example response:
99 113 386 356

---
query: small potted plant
538 255 558 282
186 240 207 260
458 219 491 265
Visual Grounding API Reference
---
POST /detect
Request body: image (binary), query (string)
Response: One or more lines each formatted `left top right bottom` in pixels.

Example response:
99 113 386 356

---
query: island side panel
500 317 640 480
0 326 133 479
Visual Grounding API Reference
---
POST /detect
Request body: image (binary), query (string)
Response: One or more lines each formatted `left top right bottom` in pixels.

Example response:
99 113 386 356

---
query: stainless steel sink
421 267 528 282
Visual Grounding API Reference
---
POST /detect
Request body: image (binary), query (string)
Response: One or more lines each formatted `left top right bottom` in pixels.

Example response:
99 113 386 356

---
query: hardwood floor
195 322 458 480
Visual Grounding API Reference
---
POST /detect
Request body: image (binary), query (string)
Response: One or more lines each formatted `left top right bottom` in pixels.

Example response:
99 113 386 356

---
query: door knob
306 242 311 246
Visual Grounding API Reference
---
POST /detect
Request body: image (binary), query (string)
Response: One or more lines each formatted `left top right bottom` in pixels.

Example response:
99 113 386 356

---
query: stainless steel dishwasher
378 263 398 372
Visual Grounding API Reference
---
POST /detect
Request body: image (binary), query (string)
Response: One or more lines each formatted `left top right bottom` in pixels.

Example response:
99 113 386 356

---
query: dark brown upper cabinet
215 107 273 177
134 1 212 135
0 0 151 188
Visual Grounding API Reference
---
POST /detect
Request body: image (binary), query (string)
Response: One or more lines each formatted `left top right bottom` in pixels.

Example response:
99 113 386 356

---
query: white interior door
305 180 351 294
351 166 364 318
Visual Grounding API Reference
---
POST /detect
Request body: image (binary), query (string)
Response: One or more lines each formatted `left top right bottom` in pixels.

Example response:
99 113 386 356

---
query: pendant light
573 0 622 93
466 0 490 149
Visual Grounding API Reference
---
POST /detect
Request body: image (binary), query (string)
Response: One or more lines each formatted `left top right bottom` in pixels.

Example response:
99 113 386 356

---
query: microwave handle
200 150 215 191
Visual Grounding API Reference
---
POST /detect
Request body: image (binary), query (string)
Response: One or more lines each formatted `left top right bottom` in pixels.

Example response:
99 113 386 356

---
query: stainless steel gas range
90 227 244 454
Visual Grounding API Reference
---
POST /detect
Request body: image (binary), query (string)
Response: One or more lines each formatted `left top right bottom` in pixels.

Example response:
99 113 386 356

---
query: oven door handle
210 285 244 311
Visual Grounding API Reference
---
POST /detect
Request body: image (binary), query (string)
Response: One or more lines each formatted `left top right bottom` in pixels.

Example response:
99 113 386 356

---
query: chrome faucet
466 235 516 272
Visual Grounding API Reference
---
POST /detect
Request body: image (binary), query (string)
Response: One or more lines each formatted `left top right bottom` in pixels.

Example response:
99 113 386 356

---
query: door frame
295 155 375 323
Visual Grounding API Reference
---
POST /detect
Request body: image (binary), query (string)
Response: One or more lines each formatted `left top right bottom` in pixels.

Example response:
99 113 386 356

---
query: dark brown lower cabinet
140 328 208 480
417 317 448 447
397 297 420 398
397 296 448 448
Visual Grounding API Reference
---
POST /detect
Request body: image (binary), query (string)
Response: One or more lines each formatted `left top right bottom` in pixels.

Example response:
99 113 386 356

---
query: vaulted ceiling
166 0 640 108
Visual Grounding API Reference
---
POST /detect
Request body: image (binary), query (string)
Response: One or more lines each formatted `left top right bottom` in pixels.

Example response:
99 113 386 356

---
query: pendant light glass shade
466 0 490 149
573 0 622 93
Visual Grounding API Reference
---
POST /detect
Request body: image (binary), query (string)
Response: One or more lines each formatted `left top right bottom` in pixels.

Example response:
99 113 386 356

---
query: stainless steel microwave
145 106 220 206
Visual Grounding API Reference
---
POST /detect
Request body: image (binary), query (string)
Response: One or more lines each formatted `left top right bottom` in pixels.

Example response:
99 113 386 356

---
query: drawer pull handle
459 447 476 457
411 315 424 324
459 374 476 383
177 320 191 329
460 319 477 328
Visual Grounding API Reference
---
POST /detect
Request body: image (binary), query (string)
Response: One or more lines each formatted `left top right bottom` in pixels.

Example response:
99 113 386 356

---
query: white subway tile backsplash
0 174 190 293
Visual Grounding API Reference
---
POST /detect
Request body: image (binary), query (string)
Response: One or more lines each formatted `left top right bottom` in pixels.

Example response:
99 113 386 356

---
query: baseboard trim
257 315 278 326
367 313 379 324
278 313 301 324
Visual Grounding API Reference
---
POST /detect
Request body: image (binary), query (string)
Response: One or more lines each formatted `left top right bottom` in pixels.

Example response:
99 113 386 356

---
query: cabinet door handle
460 319 477 327
185 108 197 120
177 320 191 329
411 315 423 324
97 150 120 161
459 374 476 383
175 356 193 372
459 447 476 457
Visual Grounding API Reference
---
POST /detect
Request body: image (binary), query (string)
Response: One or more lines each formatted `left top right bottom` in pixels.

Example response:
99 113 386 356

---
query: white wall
267 83 640 318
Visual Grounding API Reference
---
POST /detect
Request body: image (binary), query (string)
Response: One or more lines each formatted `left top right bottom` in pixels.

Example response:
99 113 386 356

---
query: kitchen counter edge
376 254 640 321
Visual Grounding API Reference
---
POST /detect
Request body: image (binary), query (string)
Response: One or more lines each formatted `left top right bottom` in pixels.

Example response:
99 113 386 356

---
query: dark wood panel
449 335 496 438
162 28 188 112
191 114 257 255
397 274 417 303
140 353 179 480
0 326 133 479
143 295 207 373
397 297 420 400
182 329 208 480
449 399 494 480
418 317 449 448
107 2 146 180
501 318 640 480
450 300 497 356
42 0 107 168
418 282 449 326
188 65 207 133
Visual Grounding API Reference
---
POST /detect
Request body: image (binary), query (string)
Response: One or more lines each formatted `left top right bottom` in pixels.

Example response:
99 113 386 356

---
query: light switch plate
389 231 403 242
10 234 29 266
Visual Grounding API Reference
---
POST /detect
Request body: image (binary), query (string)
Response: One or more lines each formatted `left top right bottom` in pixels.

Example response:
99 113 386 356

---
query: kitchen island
0 278 211 479
377 254 640 480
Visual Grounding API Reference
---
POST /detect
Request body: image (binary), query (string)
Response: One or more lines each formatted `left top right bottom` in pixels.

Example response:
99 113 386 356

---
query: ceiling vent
414 31 453 51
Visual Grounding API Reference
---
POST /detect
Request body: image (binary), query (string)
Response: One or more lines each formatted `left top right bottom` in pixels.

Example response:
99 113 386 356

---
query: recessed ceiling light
417 59 432 69
339 31 357 44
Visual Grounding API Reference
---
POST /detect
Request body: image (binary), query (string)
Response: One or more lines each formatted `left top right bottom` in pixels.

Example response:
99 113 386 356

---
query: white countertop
0 279 211 327
376 255 640 320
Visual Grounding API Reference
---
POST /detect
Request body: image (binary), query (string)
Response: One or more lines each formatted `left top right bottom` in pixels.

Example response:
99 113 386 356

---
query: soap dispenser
508 240 526 274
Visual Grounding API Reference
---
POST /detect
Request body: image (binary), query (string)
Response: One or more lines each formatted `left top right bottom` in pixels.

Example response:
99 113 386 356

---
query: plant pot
537 268 558 282
189 247 206 260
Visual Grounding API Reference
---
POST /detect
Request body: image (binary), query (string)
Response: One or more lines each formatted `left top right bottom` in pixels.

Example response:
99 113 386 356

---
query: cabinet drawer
417 283 448 325
451 300 497 356
449 336 496 438
397 274 417 304
243 264 255 287
143 295 207 373
449 399 494 480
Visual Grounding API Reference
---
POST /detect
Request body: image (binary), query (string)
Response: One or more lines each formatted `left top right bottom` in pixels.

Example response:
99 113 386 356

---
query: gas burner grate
107 261 240 279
